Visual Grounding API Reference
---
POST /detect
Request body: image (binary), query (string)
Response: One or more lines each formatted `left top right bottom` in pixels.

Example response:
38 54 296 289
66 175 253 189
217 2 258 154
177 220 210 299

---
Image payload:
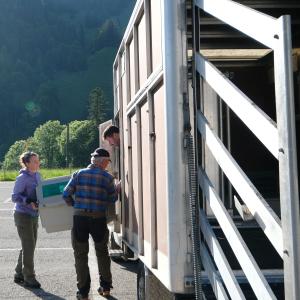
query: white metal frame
112 0 192 294
194 0 300 299
197 112 283 256
200 209 245 300
196 53 279 158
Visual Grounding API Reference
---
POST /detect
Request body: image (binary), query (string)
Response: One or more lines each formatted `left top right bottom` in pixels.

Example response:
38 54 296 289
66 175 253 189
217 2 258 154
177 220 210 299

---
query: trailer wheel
136 262 194 299
137 262 145 300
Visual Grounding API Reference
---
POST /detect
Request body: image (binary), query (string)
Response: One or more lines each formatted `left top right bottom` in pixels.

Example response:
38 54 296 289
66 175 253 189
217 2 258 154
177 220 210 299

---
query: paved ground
0 181 138 300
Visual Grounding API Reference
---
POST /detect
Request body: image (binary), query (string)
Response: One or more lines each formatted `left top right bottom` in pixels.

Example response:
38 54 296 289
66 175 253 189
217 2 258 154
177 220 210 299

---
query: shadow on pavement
111 258 139 274
18 284 66 300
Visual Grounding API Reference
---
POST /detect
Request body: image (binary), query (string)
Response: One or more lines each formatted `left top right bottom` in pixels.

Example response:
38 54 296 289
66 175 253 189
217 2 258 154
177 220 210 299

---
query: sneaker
14 273 24 283
98 287 110 297
76 291 89 300
24 278 41 289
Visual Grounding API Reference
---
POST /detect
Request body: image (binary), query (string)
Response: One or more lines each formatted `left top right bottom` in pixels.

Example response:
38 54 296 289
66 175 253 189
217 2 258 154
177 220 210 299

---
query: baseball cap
90 148 110 157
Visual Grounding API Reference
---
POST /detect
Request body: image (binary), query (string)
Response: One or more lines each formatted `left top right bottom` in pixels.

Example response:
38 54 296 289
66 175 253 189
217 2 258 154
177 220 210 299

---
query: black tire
136 263 194 300
137 261 145 300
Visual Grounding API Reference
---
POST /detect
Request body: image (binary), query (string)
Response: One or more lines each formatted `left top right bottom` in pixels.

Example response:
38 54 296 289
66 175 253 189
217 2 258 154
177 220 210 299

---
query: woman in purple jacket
11 151 41 289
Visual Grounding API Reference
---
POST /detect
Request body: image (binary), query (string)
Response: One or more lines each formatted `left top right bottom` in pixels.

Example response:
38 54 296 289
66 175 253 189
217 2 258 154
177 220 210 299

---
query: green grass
0 168 79 181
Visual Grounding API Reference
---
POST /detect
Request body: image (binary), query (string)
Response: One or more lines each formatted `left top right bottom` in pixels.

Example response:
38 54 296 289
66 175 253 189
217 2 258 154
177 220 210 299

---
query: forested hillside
0 0 135 160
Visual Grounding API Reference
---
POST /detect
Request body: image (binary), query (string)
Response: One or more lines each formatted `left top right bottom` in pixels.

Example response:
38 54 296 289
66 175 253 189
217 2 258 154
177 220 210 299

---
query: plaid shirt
63 164 117 211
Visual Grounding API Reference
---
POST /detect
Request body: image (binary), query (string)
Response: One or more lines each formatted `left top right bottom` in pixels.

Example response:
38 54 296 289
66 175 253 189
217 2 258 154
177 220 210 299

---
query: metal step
201 281 284 299
201 224 285 299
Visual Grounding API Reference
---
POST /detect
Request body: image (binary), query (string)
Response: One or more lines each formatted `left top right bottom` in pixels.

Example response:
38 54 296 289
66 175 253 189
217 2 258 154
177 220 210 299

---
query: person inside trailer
103 125 120 147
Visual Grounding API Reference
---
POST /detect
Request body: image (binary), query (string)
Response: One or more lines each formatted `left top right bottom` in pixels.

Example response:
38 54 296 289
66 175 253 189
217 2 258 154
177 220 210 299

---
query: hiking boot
24 278 41 289
98 287 110 297
14 273 24 283
76 291 89 300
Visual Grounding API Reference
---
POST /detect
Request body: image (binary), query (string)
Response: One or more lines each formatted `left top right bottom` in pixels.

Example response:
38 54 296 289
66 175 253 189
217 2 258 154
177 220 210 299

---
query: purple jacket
11 169 41 217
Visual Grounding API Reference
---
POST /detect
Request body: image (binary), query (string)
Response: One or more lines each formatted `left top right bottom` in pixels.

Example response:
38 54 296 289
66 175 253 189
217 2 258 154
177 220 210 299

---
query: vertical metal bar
199 78 206 213
192 3 205 211
226 105 233 210
144 0 152 77
136 105 144 255
192 1 200 107
197 7 205 172
125 43 131 104
148 91 158 268
127 115 134 246
133 24 140 93
121 49 128 234
219 98 225 204
113 64 118 116
273 15 300 300
193 1 200 53
117 55 126 237
191 2 200 126
191 4 204 298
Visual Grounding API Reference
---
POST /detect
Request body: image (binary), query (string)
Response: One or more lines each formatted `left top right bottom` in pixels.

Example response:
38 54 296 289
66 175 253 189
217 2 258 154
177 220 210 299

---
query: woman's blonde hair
19 151 38 168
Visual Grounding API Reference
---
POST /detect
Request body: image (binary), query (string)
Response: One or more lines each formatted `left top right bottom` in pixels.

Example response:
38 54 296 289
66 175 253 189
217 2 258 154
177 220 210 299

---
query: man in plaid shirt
63 148 117 300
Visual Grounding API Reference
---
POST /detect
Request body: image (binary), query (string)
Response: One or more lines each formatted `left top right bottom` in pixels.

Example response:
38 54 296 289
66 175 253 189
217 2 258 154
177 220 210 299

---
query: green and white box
37 176 73 233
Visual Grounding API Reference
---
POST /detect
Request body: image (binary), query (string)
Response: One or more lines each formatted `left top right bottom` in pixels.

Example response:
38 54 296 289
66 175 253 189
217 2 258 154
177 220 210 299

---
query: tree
88 87 109 125
0 1 135 161
33 120 65 168
59 120 98 167
3 139 33 170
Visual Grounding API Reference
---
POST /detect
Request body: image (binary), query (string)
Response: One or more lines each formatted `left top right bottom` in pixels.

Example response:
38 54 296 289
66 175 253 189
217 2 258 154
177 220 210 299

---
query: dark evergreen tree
88 87 109 125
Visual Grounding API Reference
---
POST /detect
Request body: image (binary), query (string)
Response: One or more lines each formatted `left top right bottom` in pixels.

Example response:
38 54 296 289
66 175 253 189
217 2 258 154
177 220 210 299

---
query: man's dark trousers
71 214 112 297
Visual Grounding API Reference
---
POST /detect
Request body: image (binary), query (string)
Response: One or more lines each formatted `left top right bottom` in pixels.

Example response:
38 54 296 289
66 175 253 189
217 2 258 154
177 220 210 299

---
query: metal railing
193 0 300 299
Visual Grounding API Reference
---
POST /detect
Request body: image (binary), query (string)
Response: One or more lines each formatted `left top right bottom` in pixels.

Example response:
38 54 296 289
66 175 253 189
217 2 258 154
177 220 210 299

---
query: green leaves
33 120 65 168
3 140 28 170
59 120 98 167
3 119 102 170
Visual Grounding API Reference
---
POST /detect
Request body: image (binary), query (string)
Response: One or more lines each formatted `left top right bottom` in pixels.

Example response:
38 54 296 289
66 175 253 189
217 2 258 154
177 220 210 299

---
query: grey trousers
14 211 38 280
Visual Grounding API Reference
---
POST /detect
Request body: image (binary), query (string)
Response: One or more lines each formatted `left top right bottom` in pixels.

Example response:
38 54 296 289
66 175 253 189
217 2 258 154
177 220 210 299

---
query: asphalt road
0 181 138 300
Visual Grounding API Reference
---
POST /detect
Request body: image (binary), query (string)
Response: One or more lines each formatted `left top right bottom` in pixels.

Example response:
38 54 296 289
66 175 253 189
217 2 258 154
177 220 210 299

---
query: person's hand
26 193 38 210
65 197 74 207
26 190 37 204
26 198 37 204
116 180 121 194
30 202 39 210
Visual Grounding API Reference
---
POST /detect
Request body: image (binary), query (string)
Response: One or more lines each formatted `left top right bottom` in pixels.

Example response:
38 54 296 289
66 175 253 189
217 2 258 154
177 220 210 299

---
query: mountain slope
0 0 135 160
